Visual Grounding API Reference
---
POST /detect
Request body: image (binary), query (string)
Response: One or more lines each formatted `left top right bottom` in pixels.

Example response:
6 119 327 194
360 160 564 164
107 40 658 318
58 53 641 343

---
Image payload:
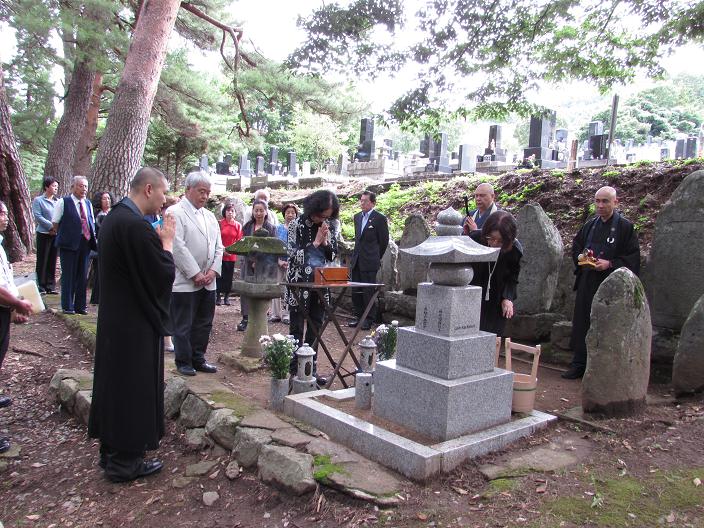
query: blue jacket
32 195 57 234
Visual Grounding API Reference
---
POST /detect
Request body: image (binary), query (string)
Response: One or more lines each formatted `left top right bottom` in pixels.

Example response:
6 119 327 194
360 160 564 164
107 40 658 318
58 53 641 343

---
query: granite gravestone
582 268 651 417
268 148 278 175
256 156 265 175
239 154 251 177
479 125 507 162
523 112 560 168
337 153 349 176
200 154 209 172
287 151 298 177
420 133 451 173
374 209 513 441
355 118 376 161
686 137 699 159
216 161 230 175
675 139 686 159
458 144 477 172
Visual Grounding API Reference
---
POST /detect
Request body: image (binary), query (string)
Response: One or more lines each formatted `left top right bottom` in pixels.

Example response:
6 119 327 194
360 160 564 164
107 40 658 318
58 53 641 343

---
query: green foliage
588 203 596 215
373 322 398 361
261 334 296 379
499 182 543 204
602 170 620 181
583 75 704 143
290 0 702 130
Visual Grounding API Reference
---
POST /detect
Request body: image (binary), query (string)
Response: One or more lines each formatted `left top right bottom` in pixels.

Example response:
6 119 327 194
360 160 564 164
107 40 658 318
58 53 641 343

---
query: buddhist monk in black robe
563 186 641 379
88 168 176 482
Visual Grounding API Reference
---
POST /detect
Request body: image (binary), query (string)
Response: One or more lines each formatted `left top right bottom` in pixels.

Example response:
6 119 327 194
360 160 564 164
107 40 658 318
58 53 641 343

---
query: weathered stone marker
672 293 704 395
582 268 651 416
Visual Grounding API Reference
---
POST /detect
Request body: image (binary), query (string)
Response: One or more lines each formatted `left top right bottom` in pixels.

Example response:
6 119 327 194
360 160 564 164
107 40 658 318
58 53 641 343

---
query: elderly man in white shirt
0 200 34 453
168 171 224 377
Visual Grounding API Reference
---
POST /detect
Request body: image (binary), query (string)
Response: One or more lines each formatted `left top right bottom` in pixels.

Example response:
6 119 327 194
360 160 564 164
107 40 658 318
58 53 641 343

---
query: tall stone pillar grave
374 207 514 442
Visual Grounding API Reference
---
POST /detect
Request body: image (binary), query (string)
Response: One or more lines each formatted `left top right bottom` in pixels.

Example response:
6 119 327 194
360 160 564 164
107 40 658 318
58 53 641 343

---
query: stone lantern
227 228 288 357
358 336 377 373
292 343 317 394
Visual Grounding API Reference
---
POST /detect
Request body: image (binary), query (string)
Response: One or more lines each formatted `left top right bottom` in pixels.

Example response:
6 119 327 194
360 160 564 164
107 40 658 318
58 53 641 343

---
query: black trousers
58 238 91 312
170 289 216 369
0 308 11 370
569 272 603 369
35 232 57 291
288 294 324 374
351 267 379 323
216 261 235 296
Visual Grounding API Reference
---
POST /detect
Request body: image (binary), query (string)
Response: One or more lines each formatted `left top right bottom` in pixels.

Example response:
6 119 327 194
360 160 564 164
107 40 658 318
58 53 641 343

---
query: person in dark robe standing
467 210 522 336
88 167 176 482
563 186 641 379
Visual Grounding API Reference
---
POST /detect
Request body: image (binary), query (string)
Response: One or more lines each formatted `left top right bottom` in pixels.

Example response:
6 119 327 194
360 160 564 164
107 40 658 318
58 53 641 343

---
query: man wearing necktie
349 191 389 330
52 176 97 315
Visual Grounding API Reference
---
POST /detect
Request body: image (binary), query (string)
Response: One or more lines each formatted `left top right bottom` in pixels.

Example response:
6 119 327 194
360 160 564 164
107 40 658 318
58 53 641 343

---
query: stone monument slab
373 360 514 441
396 326 496 379
414 283 482 336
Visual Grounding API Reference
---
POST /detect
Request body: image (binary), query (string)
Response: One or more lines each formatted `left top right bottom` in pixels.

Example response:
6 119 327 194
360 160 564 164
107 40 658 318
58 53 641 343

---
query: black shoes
62 310 75 315
194 362 217 374
107 459 163 483
348 319 372 330
237 318 248 331
215 295 222 306
561 366 585 379
0 437 10 454
0 395 11 408
76 310 89 315
177 365 196 376
223 295 231 306
45 289 58 295
315 374 328 387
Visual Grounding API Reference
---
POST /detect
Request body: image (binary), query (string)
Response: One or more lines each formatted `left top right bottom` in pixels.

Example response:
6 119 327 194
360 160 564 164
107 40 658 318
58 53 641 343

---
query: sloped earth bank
2 297 704 526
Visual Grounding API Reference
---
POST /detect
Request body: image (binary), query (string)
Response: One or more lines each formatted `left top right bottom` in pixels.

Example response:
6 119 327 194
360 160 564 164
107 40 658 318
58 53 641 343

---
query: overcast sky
2 1 703 118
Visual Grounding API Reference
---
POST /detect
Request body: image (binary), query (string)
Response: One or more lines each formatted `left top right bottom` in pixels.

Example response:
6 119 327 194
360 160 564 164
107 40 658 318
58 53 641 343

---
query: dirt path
1 267 703 526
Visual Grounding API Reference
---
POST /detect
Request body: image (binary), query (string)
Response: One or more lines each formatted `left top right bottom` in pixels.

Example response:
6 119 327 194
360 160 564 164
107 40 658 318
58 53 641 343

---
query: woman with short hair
216 202 243 306
32 176 59 294
467 210 522 337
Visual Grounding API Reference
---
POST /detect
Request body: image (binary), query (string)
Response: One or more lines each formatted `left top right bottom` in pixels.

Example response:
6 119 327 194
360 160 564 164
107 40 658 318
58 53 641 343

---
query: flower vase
270 377 290 412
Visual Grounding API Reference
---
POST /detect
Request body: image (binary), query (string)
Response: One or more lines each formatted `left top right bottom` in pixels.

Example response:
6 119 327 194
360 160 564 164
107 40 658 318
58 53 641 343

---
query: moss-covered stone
312 454 347 484
209 390 256 417
226 235 287 256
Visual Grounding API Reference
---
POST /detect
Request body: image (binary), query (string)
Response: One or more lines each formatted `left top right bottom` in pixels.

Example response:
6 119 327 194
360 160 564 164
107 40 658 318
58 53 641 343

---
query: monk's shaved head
131 167 166 192
476 183 495 196
594 186 618 220
595 186 617 200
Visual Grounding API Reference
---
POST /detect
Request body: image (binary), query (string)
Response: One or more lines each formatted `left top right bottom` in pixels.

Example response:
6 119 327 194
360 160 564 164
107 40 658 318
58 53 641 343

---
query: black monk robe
568 211 641 368
88 199 175 453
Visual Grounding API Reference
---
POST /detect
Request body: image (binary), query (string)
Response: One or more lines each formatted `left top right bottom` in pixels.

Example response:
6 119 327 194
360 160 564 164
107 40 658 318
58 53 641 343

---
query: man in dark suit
52 176 97 315
348 191 389 330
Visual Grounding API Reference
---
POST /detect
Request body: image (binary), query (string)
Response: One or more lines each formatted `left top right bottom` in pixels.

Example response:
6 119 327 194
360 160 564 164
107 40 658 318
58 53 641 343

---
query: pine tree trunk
0 65 34 262
89 0 181 198
44 60 96 189
72 72 104 177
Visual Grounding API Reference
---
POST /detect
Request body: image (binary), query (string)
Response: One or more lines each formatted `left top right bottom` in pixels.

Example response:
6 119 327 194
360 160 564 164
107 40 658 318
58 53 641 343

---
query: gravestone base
373 360 513 442
284 389 556 481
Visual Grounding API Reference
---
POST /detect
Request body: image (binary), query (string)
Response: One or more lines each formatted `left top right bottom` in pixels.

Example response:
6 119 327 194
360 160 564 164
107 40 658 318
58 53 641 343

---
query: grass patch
484 477 521 497
538 468 704 527
312 454 347 484
209 390 255 417
602 170 620 181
